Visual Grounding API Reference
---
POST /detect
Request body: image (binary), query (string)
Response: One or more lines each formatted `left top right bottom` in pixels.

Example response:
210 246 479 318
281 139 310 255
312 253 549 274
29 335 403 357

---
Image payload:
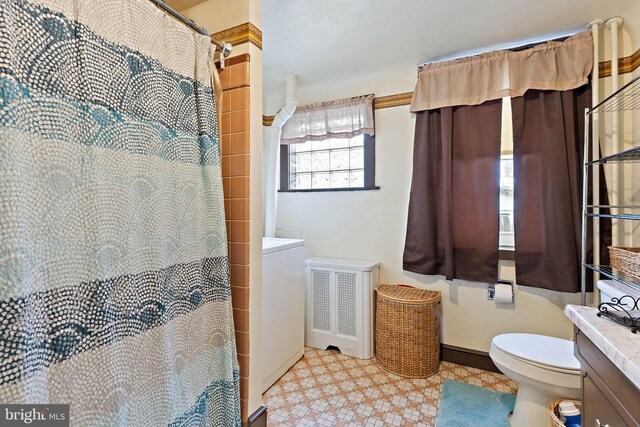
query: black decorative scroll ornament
597 295 640 333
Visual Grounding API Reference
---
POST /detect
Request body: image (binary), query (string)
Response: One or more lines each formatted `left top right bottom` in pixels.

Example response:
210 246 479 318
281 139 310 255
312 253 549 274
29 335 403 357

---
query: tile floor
263 347 517 427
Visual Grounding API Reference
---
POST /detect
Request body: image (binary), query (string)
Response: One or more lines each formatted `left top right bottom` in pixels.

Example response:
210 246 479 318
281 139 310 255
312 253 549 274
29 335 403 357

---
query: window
499 97 514 251
499 154 514 249
280 134 377 191
278 94 376 192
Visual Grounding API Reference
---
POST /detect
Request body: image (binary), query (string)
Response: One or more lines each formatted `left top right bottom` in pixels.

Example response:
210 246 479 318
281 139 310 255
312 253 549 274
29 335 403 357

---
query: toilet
489 333 581 427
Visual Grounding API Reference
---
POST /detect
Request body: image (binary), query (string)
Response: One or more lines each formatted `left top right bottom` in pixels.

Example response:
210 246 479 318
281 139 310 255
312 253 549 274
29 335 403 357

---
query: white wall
596 17 640 248
267 23 638 353
180 0 249 34
247 41 263 418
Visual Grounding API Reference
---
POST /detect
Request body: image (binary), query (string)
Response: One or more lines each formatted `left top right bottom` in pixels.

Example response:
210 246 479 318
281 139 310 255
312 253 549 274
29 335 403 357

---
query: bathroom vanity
565 305 640 427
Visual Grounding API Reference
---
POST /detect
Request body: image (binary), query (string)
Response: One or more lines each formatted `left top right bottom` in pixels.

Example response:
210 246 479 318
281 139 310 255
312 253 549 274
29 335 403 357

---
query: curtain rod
149 0 232 57
418 26 585 69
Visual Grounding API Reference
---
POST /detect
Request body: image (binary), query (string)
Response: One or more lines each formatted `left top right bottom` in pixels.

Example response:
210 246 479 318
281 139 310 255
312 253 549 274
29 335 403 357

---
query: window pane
330 171 350 188
330 138 350 149
311 139 331 151
312 151 330 171
499 154 514 248
350 147 364 169
294 152 312 173
291 140 312 154
500 212 513 233
501 156 513 180
499 189 513 214
312 172 330 189
284 134 373 191
350 134 365 147
295 173 311 189
500 155 514 212
330 149 350 170
350 170 364 187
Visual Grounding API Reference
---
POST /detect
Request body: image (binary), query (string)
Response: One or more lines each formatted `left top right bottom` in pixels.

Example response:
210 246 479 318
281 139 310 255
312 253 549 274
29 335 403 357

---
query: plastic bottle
558 401 581 427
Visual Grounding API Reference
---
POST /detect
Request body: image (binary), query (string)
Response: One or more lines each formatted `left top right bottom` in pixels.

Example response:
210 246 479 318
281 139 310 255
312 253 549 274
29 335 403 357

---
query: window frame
279 134 379 192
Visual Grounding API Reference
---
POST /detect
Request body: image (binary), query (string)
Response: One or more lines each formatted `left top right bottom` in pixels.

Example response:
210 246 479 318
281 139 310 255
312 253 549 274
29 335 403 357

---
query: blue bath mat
436 379 516 427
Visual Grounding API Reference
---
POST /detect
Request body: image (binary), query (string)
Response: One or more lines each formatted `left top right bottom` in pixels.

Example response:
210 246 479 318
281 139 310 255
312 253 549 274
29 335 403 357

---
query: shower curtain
0 0 240 425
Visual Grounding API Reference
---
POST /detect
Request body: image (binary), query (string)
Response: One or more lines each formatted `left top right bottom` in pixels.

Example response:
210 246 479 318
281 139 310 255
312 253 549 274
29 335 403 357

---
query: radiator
305 257 380 359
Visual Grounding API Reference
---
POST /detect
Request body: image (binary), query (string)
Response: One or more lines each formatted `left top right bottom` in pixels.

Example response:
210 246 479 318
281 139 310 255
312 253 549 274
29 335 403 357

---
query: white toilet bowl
489 333 581 427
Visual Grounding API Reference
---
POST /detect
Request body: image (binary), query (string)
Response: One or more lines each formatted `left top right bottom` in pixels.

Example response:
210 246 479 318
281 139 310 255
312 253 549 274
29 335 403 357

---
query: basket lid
376 284 440 304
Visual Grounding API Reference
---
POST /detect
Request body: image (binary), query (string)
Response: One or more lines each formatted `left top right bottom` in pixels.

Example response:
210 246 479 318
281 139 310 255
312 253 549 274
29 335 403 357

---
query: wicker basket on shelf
609 246 640 278
548 399 581 427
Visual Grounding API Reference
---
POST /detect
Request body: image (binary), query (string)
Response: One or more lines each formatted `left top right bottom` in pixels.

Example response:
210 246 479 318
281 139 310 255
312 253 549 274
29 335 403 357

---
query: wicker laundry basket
375 285 441 378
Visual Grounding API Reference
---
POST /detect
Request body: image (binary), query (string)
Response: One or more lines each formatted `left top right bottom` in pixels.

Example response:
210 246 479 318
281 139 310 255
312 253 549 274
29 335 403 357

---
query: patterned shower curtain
0 0 240 425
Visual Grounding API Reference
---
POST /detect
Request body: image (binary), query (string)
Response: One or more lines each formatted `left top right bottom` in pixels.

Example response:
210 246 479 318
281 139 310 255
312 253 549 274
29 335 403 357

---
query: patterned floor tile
263 347 517 427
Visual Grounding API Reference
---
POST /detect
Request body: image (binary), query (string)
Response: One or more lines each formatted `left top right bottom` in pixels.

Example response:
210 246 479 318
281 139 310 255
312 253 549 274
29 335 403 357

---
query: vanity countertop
565 304 640 390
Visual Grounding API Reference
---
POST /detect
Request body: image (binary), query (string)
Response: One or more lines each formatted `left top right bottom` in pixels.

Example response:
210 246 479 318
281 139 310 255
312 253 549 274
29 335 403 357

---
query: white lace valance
281 94 375 144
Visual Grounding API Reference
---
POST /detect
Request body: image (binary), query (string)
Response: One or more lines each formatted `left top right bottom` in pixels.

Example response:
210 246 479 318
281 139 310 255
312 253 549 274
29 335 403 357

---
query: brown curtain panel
511 84 609 292
403 100 502 283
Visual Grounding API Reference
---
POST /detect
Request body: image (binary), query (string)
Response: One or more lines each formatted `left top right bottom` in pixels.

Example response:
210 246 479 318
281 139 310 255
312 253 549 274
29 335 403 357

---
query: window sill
499 248 515 261
279 186 380 193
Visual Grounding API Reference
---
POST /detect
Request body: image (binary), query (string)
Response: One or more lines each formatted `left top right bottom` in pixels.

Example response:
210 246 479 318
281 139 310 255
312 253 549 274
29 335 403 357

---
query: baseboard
262 349 304 394
440 344 500 374
245 405 267 427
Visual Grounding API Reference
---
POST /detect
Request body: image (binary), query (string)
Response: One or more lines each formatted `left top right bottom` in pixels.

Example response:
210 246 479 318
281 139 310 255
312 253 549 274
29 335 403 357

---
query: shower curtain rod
150 0 232 58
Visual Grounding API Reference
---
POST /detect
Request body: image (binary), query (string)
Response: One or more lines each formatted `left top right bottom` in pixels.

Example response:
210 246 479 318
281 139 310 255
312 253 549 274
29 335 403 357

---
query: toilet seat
492 333 580 374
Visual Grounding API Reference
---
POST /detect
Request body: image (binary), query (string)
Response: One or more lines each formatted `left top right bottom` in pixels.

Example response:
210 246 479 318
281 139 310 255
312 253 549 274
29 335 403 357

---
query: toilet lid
492 333 580 371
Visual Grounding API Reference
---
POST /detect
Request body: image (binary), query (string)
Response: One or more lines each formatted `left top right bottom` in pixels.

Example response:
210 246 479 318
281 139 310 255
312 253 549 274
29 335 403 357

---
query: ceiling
262 0 636 98
166 0 207 11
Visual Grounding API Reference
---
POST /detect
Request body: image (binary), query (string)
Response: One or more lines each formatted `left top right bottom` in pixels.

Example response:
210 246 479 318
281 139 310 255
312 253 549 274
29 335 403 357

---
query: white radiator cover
305 257 380 359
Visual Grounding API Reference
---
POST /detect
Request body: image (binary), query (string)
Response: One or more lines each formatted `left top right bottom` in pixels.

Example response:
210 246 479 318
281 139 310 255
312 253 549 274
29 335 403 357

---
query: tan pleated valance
281 94 375 144
410 31 593 112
